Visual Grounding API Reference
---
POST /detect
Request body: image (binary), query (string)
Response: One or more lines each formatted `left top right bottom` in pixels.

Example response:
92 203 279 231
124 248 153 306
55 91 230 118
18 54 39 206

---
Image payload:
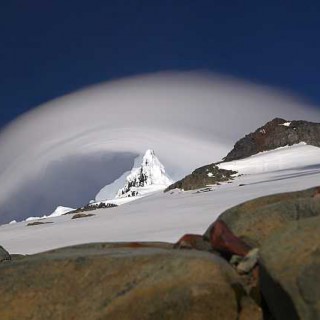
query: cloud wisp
0 71 320 222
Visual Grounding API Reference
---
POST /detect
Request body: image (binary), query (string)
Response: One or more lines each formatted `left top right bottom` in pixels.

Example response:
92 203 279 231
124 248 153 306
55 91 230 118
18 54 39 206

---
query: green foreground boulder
204 186 320 320
260 215 320 320
0 242 260 320
205 187 320 247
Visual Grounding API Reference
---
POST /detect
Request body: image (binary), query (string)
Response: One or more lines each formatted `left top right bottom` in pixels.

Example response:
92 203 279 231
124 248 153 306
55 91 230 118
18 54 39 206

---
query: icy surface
279 121 291 127
0 144 319 254
218 143 313 174
95 170 131 202
25 206 75 222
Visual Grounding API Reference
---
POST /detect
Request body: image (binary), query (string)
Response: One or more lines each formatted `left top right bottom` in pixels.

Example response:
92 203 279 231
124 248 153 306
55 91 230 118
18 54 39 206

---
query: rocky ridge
224 118 320 162
165 163 237 192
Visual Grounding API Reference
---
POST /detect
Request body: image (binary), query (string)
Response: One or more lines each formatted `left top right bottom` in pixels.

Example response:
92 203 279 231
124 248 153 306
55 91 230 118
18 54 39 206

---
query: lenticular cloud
0 71 320 222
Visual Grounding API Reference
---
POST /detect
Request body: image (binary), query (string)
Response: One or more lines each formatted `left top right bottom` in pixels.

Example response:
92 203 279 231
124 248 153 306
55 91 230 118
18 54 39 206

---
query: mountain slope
1 143 319 254
166 118 320 191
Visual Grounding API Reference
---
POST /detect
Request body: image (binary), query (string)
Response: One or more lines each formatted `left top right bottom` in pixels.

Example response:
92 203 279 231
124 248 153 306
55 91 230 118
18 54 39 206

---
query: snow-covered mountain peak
140 149 167 180
142 149 156 165
116 149 173 199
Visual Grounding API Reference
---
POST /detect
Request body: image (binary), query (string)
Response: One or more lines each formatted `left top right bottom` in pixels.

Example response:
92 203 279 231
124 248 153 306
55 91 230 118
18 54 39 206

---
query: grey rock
230 254 242 266
0 245 11 262
237 248 259 274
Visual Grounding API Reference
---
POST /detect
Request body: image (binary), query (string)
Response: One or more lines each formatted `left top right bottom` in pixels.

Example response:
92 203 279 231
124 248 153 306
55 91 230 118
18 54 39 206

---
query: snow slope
0 144 319 254
218 142 317 174
24 206 75 222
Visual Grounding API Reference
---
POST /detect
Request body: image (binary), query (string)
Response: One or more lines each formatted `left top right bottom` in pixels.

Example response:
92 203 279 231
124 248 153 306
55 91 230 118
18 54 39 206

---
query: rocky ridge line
223 118 320 162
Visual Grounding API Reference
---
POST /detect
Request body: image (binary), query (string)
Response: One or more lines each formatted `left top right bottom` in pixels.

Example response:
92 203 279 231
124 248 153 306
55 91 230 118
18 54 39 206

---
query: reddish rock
209 220 251 257
312 187 320 199
174 234 212 251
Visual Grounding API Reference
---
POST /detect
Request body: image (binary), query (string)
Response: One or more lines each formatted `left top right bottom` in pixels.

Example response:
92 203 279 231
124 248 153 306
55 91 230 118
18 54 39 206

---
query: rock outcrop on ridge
223 118 320 162
165 164 237 192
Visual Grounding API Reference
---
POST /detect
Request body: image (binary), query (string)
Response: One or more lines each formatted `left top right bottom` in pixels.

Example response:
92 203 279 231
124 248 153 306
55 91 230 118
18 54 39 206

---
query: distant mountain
116 149 173 198
96 149 172 201
20 150 172 222
223 118 320 162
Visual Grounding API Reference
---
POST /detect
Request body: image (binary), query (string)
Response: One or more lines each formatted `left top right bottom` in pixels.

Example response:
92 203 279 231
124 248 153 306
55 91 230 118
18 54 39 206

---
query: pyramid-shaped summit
116 149 173 198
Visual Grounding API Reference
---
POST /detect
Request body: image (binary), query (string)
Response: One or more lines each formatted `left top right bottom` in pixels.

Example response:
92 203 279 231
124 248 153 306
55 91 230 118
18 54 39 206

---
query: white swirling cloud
0 71 319 222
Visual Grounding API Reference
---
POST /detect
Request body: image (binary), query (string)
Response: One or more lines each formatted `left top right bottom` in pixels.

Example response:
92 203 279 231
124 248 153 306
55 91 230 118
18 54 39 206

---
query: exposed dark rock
71 213 95 220
224 118 320 162
117 167 148 197
165 164 237 192
0 245 11 262
27 221 53 226
66 202 117 215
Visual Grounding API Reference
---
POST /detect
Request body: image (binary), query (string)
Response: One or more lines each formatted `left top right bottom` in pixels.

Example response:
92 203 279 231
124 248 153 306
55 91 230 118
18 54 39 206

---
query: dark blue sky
1 1 320 129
